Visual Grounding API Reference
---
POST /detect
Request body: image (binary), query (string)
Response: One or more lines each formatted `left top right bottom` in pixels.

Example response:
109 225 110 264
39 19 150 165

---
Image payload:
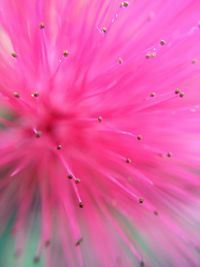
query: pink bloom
0 0 200 266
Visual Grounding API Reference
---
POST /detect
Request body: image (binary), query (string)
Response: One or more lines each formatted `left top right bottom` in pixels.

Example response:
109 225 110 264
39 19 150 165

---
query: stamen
58 154 83 207
39 22 45 29
68 174 73 179
97 128 137 138
75 178 81 184
11 52 17 58
166 152 172 158
136 91 179 112
106 173 138 201
79 202 84 208
12 92 35 110
175 88 181 94
63 50 69 57
102 27 107 33
97 116 103 123
192 58 198 64
150 92 156 97
145 52 156 59
75 237 83 246
118 57 123 64
160 39 166 46
125 158 132 164
59 154 73 175
175 88 184 97
33 129 42 138
31 91 40 98
138 197 144 204
57 144 62 150
120 1 129 7
72 181 83 208
137 135 143 141
13 91 20 98
154 210 159 216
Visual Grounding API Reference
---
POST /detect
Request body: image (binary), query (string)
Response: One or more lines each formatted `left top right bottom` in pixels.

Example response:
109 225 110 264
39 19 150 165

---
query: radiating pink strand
13 178 33 234
69 146 155 200
100 149 155 187
50 51 69 81
120 7 200 60
36 0 50 75
97 0 121 32
89 154 156 212
134 93 179 113
58 153 83 205
10 158 29 177
102 171 139 201
40 29 50 75
157 207 195 248
57 207 79 267
69 1 123 94
0 91 25 112
38 158 53 245
62 198 84 266
101 204 143 262
96 127 137 138
67 2 102 93
58 153 73 177
83 69 133 100
0 116 16 127
62 197 81 242
12 95 35 113
0 13 29 86
14 229 27 266
15 95 36 112
105 0 133 31
97 1 113 31
80 80 118 101
71 180 83 206
131 167 155 186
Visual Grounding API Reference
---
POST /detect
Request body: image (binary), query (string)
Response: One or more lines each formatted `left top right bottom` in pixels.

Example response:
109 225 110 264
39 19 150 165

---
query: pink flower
0 0 200 266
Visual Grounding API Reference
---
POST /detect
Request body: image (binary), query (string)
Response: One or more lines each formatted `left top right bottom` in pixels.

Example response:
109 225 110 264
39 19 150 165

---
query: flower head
0 0 200 266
